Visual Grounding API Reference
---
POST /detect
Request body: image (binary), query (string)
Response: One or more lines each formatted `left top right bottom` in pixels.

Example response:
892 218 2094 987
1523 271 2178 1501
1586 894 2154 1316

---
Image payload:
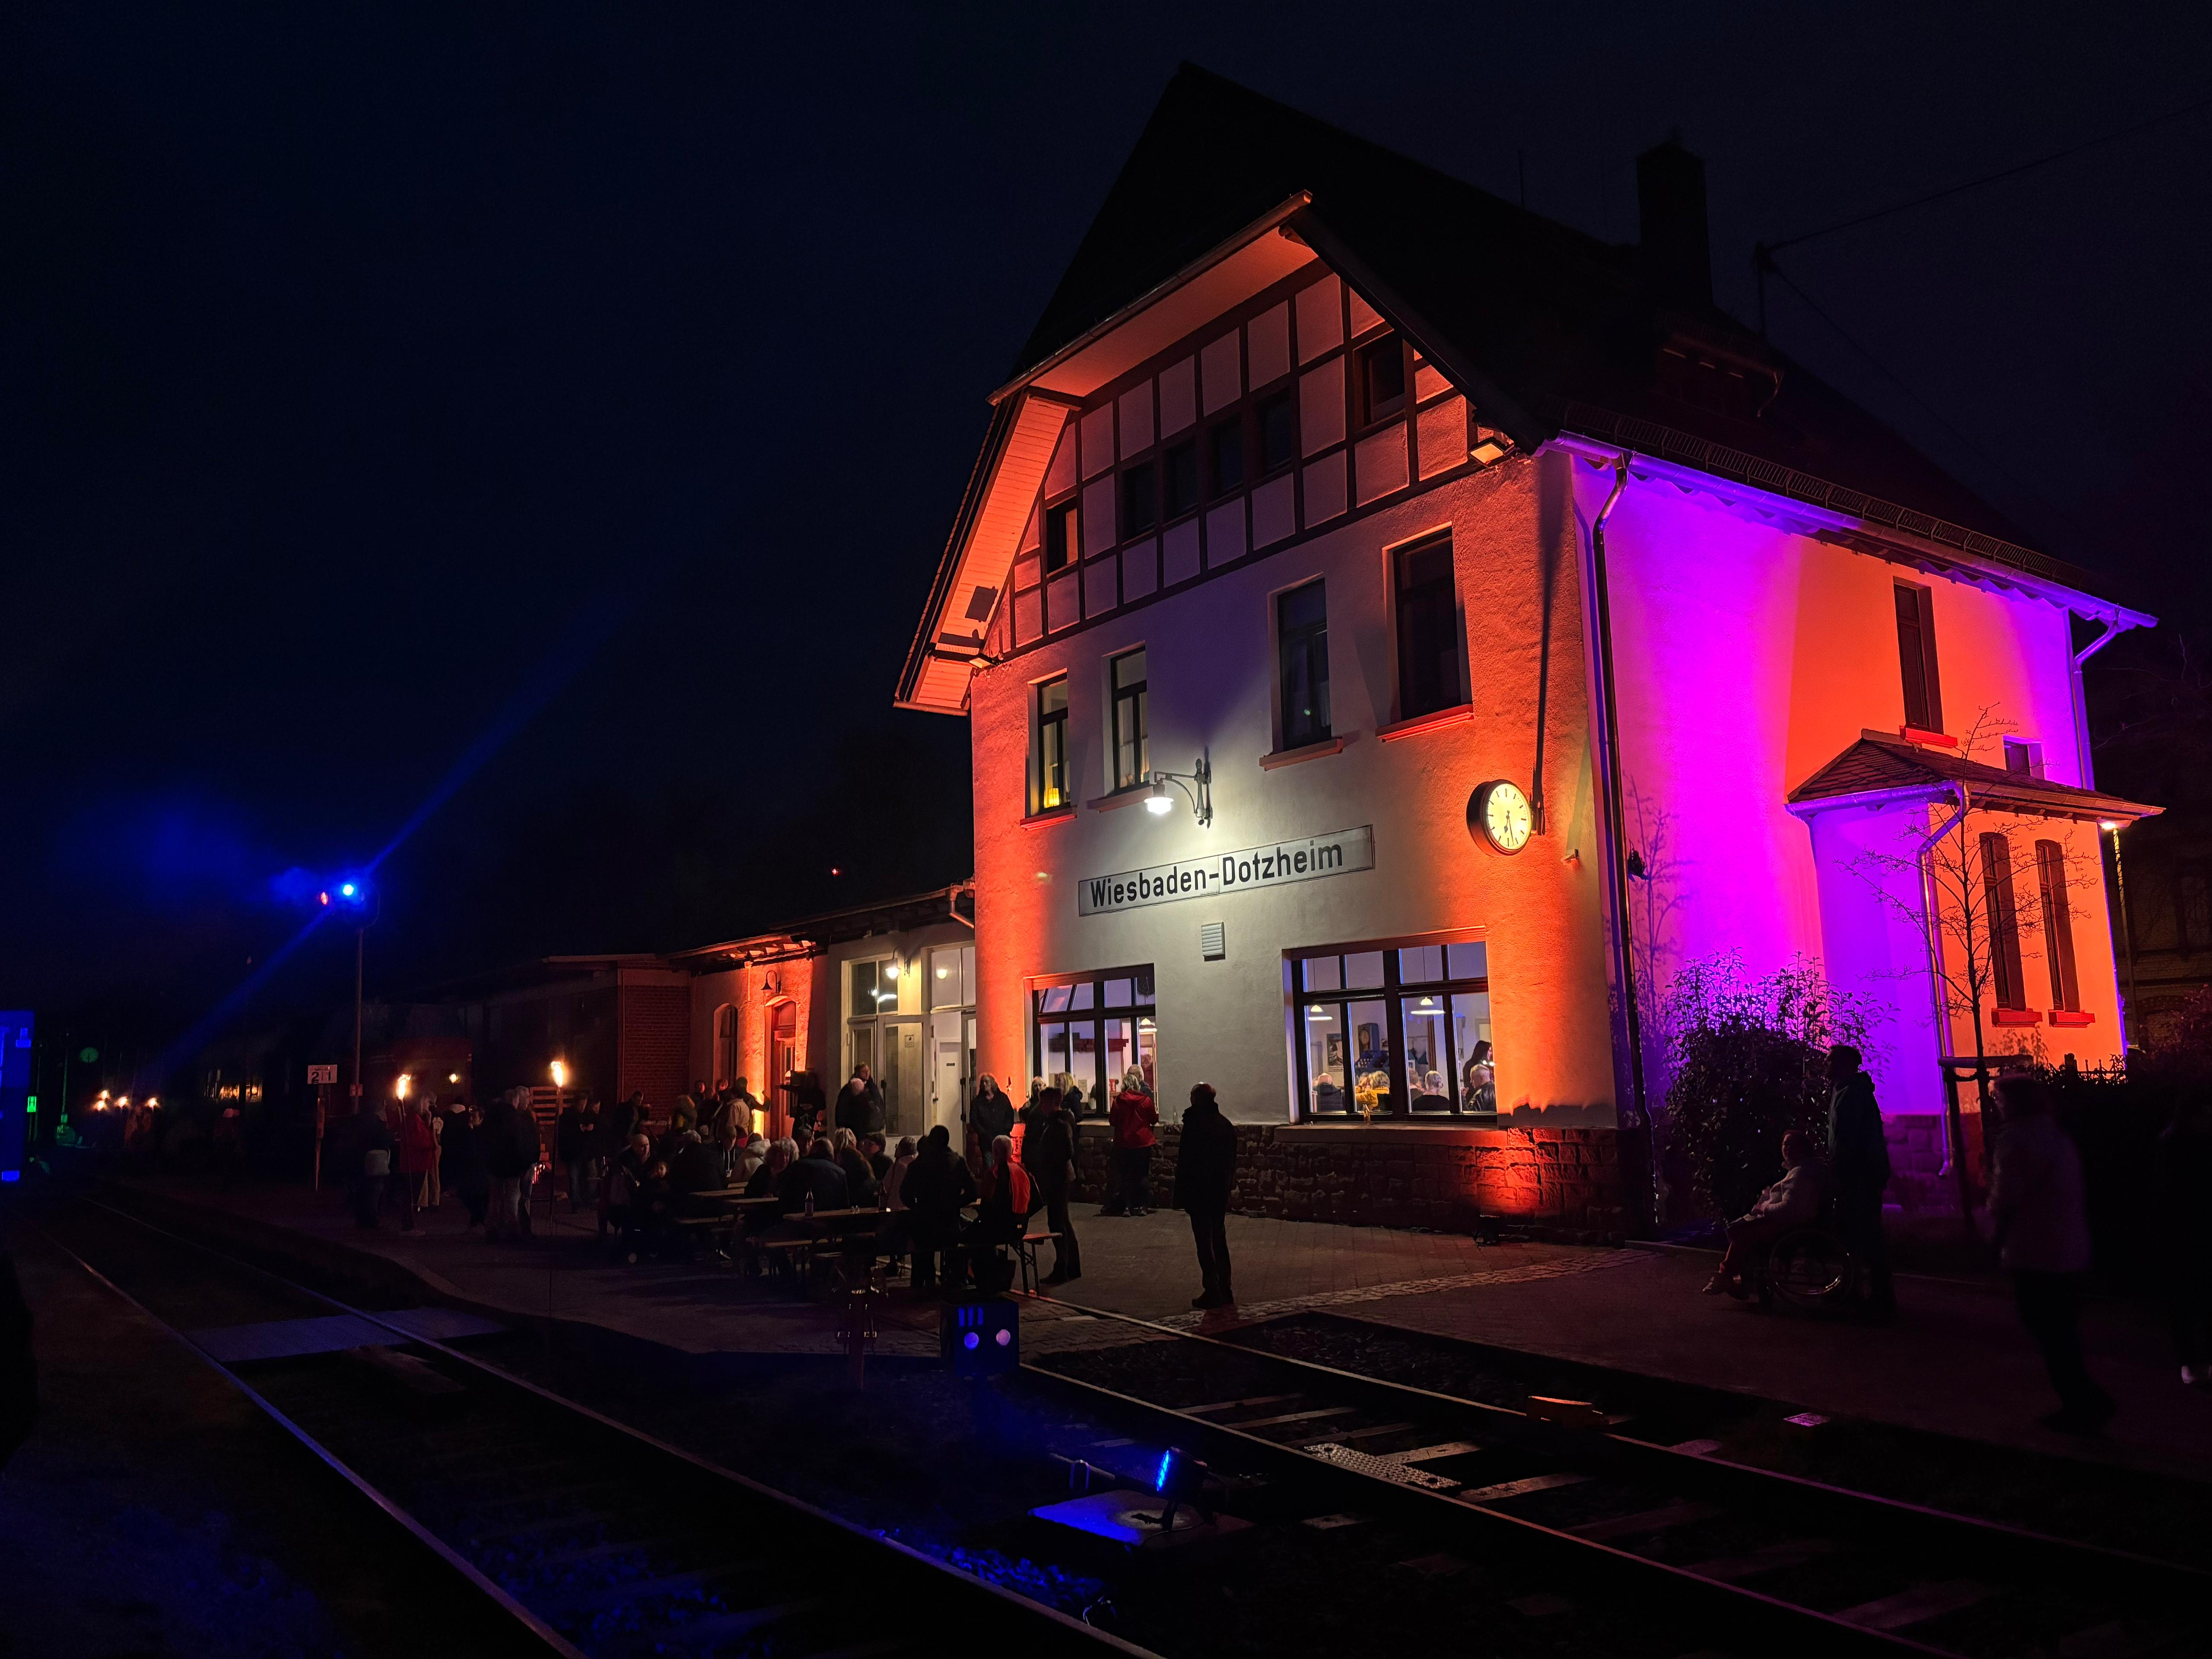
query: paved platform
118 1174 2212 1482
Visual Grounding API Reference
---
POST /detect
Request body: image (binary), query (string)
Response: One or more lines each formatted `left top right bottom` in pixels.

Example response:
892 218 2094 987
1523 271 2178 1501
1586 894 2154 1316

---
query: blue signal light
339 882 357 899
963 1332 979 1350
1 1172 18 1184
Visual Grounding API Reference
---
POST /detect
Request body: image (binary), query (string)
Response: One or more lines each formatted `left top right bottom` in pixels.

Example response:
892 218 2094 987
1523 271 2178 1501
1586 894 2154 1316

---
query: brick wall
1071 1119 1627 1243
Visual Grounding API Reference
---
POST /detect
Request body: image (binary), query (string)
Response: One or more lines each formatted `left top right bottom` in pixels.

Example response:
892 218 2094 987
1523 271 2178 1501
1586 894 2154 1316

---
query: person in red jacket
1104 1070 1159 1217
395 1102 438 1237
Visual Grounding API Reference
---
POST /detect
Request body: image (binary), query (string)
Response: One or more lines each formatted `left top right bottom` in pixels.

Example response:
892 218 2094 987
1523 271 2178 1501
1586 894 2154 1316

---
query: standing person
1985 1075 2115 1434
443 1104 489 1230
834 1066 887 1138
901 1125 974 1292
1826 1043 1895 1318
556 1096 586 1210
968 1074 1014 1163
349 1106 393 1231
480 1092 528 1242
425 1103 444 1208
1105 1069 1159 1217
2154 1090 2212 1388
727 1076 762 1138
1174 1082 1239 1309
395 1102 436 1237
609 1090 645 1149
1030 1088 1081 1285
511 1089 546 1237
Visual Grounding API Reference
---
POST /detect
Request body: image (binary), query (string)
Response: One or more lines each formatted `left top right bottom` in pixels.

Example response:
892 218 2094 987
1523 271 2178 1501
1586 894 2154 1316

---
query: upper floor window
1110 648 1149 791
1394 536 1461 719
2004 738 2044 779
1162 439 1199 519
1120 461 1158 539
1035 677 1069 810
1357 332 1406 426
1278 581 1332 750
1980 831 2026 1010
1257 389 1296 476
1894 581 1943 732
2034 839 2082 1013
1208 417 1245 497
1044 502 1078 574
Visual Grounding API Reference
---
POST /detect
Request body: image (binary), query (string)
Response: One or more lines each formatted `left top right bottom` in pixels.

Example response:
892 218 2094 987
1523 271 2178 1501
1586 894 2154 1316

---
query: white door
928 1009 966 1138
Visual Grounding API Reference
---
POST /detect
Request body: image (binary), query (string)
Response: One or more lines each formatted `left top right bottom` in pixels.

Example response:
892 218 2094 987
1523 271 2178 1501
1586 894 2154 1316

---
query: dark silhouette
1827 1043 1895 1316
2154 1091 2212 1388
1175 1083 1238 1309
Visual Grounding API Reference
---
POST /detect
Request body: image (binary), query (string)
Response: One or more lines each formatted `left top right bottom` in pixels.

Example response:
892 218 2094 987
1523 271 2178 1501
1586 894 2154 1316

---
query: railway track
1020 1295 2212 1659
39 1198 1132 1659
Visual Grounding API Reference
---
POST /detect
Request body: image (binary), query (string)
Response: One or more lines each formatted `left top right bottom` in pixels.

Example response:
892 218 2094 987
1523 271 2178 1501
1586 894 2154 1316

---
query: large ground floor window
1031 965 1157 1115
1293 939 1494 1120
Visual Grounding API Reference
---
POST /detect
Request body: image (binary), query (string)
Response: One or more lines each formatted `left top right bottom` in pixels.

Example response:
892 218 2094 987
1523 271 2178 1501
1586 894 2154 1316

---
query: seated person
1313 1075 1345 1115
956 1133 1032 1290
779 1137 851 1214
618 1159 683 1257
1705 1131 1828 1295
671 1132 726 1204
830 1127 878 1208
1413 1068 1453 1112
861 1132 893 1183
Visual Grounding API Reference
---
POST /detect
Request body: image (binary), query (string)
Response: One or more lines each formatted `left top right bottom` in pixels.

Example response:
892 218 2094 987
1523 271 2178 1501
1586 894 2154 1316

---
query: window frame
1033 675 1070 812
1980 830 2027 1011
1255 388 1297 477
1391 532 1464 721
1119 458 1159 540
1355 331 1408 429
1161 437 1200 521
1289 936 1494 1122
1275 578 1332 751
2034 839 2082 1013
1208 415 1247 499
1109 647 1150 792
1030 963 1157 1116
1894 580 1944 733
1043 500 1078 575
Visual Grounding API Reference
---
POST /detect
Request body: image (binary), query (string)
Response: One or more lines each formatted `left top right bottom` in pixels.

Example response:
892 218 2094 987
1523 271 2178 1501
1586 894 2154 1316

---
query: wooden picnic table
781 1206 882 1224
720 1194 783 1208
689 1187 751 1198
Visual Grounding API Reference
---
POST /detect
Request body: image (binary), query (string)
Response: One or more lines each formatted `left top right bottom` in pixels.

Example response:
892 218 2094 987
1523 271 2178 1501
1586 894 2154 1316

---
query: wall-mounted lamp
1145 753 1214 827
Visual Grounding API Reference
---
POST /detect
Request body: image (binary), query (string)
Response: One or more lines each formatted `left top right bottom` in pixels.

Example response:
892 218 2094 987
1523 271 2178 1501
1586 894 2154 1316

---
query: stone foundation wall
1882 1110 1983 1215
1068 1119 1627 1243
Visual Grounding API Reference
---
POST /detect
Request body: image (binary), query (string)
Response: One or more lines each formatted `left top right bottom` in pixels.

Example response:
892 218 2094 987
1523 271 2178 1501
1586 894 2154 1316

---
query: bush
1661 955 1879 1220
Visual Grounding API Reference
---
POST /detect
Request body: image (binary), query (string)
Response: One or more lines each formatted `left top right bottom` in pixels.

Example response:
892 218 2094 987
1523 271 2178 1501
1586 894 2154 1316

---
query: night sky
7 4 2211 1055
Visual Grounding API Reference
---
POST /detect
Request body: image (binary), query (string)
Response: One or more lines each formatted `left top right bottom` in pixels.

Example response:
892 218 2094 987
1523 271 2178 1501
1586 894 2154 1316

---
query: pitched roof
1787 734 2158 824
1017 66 2122 596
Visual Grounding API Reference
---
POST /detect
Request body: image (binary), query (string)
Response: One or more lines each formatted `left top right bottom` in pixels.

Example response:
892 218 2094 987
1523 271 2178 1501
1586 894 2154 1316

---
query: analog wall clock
1468 779 1533 855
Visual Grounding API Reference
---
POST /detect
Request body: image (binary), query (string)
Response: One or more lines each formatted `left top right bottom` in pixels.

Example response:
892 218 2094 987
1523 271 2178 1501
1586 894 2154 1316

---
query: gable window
1980 831 2026 1010
1044 502 1078 574
1894 581 1943 732
1110 648 1149 791
1357 332 1407 426
1394 535 1461 720
1035 677 1069 811
1257 389 1297 475
2035 840 2082 1013
1277 581 1332 750
1119 461 1158 539
2004 738 2044 779
1208 418 1245 497
1162 439 1199 519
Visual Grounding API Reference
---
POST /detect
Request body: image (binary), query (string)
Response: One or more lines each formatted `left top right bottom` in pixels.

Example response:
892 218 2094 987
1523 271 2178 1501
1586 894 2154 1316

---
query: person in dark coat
480 1093 537 1241
1027 1089 1081 1284
779 1137 852 1213
901 1125 976 1291
968 1074 1014 1151
1827 1044 1894 1317
1174 1082 1239 1309
829 1128 878 1207
607 1090 645 1149
833 1066 887 1137
347 1106 394 1230
442 1105 490 1229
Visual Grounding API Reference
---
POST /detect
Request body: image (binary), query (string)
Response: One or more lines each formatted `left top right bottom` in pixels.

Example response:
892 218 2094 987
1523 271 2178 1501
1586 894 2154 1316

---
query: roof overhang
1551 420 2155 630
1786 747 2160 829
991 194 1319 405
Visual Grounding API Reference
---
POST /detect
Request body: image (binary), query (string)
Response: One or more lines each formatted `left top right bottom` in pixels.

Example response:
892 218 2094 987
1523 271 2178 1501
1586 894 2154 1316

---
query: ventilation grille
1200 922 1225 961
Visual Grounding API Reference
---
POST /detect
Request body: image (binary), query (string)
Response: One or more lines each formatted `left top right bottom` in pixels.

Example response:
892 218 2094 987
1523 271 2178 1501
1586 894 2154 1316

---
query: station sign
1077 825 1375 916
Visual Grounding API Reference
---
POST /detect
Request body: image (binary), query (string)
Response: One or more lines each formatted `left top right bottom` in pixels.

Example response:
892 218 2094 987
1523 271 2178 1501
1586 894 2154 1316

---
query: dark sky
7 3 2211 1050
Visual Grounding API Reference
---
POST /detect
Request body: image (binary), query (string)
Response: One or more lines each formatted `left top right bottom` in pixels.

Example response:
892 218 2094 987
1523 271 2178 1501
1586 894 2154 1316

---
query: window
1980 831 2026 1010
1120 461 1158 538
849 957 900 1018
1257 389 1296 475
1394 536 1461 719
1357 332 1406 425
1209 418 1246 497
1294 940 1492 1119
1033 965 1156 1114
1277 581 1332 750
1110 648 1149 791
1894 582 1943 732
1035 677 1069 810
1044 501 1077 573
928 944 974 1010
2034 840 2081 1013
2004 738 2044 779
1163 439 1199 518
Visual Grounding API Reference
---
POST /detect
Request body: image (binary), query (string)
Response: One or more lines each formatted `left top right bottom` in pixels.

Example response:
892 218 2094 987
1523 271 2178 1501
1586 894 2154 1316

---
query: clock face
1471 780 1533 855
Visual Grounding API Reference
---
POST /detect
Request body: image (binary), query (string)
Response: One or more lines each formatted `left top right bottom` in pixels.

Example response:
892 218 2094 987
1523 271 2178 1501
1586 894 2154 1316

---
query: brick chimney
1637 137 1712 308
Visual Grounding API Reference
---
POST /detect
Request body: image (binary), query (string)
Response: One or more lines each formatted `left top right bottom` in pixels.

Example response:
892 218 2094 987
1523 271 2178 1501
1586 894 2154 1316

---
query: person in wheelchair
1704 1131 1830 1297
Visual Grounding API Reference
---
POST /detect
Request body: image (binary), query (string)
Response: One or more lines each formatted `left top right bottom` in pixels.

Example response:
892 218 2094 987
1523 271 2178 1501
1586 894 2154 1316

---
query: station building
894 70 2156 1231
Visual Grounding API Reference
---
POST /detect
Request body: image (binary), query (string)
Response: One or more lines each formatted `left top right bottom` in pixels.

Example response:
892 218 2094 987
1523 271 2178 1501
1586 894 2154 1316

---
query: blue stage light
1155 1450 1173 1492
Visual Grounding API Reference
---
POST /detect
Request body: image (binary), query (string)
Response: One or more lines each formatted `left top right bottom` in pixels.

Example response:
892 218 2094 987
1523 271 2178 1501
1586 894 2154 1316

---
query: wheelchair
1734 1202 1855 1313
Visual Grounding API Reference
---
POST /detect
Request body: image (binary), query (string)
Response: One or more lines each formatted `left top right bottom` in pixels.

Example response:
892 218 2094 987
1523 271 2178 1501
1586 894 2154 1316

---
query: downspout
1582 454 1647 1196
946 880 976 929
2069 616 2121 791
1915 782 1971 1219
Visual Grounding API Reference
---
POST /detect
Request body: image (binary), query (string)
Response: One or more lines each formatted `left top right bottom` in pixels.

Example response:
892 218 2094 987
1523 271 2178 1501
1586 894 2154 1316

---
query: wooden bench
1015 1230 1060 1294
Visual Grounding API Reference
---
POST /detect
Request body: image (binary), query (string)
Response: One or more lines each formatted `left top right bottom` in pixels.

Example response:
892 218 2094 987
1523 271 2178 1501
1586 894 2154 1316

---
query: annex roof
667 882 975 972
1787 734 2159 825
899 66 2149 714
